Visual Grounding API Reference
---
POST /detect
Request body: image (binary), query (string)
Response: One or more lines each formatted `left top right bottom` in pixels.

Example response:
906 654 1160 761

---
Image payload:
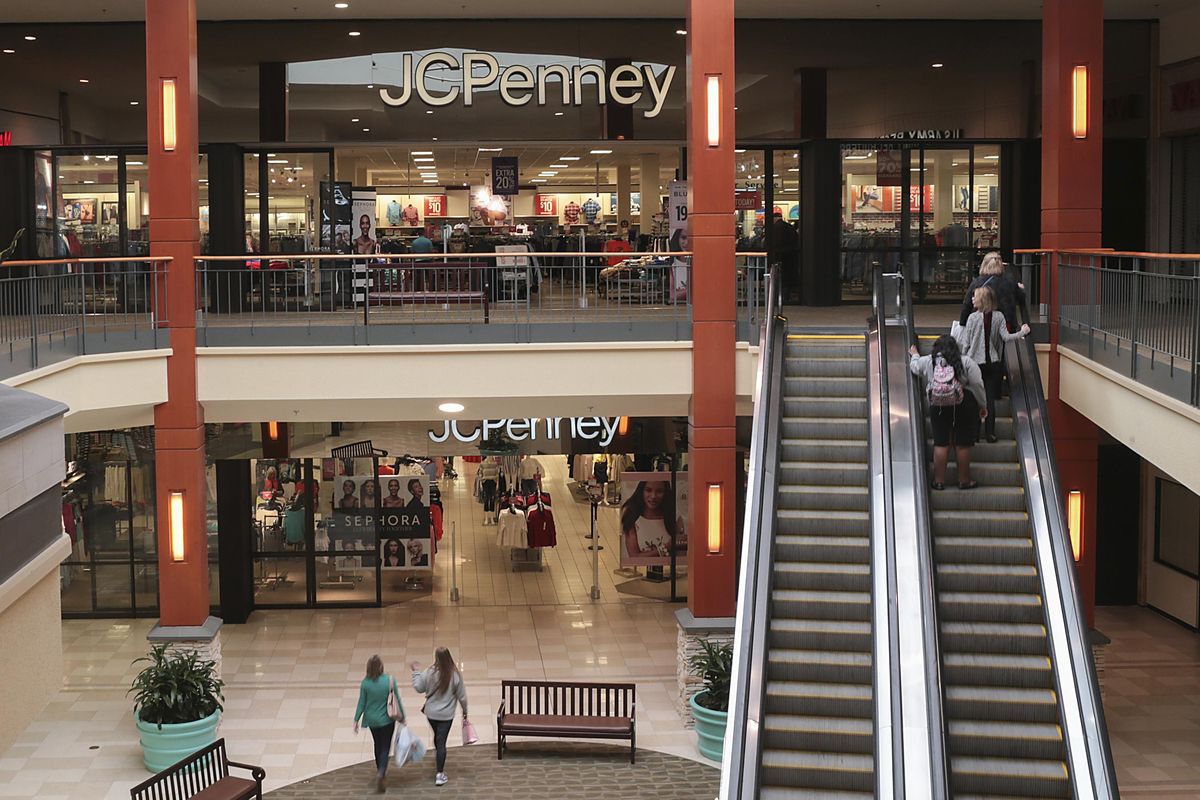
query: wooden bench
130 738 265 800
496 680 636 763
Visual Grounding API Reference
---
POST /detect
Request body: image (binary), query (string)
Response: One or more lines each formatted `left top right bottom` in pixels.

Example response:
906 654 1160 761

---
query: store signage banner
491 157 519 195
1162 58 1200 135
534 194 558 216
0 131 12 147
618 472 688 568
328 475 432 572
881 128 964 140
668 180 688 237
377 52 675 119
428 417 621 448
876 150 902 187
735 190 762 211
423 194 447 217
352 190 377 254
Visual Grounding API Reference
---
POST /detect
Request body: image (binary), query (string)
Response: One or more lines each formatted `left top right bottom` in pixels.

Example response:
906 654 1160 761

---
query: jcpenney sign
429 417 621 448
379 53 675 119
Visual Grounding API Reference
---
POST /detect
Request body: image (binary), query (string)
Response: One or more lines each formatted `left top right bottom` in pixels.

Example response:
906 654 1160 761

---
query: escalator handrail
897 275 952 800
719 266 786 800
878 272 951 799
1006 332 1120 800
868 277 902 799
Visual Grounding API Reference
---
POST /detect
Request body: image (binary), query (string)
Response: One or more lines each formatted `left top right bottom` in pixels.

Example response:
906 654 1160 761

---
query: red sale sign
535 194 558 216
423 195 447 217
734 190 761 211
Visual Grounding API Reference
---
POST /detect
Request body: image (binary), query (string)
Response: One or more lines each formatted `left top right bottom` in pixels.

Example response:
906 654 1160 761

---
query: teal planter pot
689 692 728 763
135 710 220 772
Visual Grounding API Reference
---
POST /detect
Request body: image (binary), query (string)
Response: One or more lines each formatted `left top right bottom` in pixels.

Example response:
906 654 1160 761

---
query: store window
244 152 261 253
1155 478 1200 579
251 458 310 607
124 154 150 256
244 151 333 254
60 429 159 617
56 153 122 258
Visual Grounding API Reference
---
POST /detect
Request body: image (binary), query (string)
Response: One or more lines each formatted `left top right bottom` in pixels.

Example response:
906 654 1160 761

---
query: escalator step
944 685 1061 723
782 416 869 440
769 617 872 652
774 561 870 592
776 535 870 564
765 680 872 718
948 720 1065 760
935 564 1041 594
780 461 869 485
929 486 1027 513
785 396 869 418
763 713 873 754
934 536 1034 565
940 621 1049 655
782 438 869 462
760 788 873 800
949 755 1070 798
768 648 871 683
927 439 1019 463
942 652 1054 688
777 509 870 537
784 376 867 398
771 589 871 621
938 591 1044 623
778 484 869 512
760 749 874 792
785 340 864 358
931 511 1030 538
784 356 867 378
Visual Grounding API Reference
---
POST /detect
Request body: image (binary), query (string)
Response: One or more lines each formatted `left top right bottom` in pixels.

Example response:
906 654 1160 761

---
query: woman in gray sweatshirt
411 647 469 787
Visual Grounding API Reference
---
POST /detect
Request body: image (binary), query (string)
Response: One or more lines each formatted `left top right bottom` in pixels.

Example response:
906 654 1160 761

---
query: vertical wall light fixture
705 75 721 147
161 78 177 151
707 483 723 554
1067 490 1083 561
1071 65 1088 139
169 491 186 562
266 420 280 441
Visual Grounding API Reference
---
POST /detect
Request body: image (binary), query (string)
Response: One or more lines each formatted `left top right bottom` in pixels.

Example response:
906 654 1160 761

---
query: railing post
1086 260 1096 360
78 266 87 356
26 274 38 369
1130 260 1141 381
1192 275 1200 407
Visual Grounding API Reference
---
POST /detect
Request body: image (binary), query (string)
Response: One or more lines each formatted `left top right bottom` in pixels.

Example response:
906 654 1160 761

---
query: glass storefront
839 141 1006 302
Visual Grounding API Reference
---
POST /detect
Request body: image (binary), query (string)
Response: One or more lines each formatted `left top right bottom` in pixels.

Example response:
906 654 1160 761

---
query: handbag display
387 675 403 721
462 717 479 746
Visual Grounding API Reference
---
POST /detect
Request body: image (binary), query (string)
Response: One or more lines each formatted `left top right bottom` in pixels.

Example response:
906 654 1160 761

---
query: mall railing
1055 250 1200 407
0 257 171 380
195 252 769 346
719 265 783 799
1012 248 1050 318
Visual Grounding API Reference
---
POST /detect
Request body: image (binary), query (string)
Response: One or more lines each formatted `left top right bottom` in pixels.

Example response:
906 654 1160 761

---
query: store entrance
840 141 1005 302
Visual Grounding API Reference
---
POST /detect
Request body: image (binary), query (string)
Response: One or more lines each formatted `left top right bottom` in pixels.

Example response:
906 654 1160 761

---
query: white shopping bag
393 724 415 767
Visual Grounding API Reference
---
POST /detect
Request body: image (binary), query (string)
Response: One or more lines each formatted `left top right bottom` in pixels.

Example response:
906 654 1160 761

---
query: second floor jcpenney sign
379 52 676 119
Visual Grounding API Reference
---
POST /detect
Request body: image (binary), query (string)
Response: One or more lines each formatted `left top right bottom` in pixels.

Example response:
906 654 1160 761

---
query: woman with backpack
954 285 1031 442
411 647 469 788
909 334 988 490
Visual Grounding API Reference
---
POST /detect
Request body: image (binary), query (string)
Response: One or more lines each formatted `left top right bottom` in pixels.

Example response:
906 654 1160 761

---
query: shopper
954 285 1031 442
771 211 801 304
354 655 405 794
411 648 469 788
909 335 987 490
958 251 1026 333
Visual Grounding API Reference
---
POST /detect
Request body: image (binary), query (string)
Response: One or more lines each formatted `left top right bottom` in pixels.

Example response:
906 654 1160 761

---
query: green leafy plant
129 644 224 728
688 639 733 712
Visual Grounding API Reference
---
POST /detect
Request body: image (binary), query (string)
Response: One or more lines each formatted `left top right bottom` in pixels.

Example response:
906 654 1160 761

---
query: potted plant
129 644 225 772
687 639 733 762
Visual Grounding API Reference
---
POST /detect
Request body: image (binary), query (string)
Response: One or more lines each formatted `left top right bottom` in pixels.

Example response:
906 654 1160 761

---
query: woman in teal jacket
354 654 405 793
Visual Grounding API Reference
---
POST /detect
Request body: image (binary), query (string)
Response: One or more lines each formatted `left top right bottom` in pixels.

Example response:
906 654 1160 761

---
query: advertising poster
668 180 688 237
351 189 378 254
327 475 432 571
423 195 447 218
534 194 558 217
470 186 512 227
321 180 353 252
618 471 688 568
491 156 519 195
875 149 902 186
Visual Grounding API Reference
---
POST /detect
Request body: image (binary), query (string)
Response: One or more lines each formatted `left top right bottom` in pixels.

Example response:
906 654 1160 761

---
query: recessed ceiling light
531 179 547 183
420 173 438 178
983 172 996 177
78 78 89 84
788 168 799 172
554 111 564 116
412 151 433 155
931 62 944 68
675 29 687 35
24 35 36 41
478 147 503 152
2 49 14 54
82 180 94 184
348 30 361 36
426 110 434 114
130 100 139 105
561 156 580 161
438 402 465 414
334 1 349 7
734 149 746 153
367 84 374 89
414 157 435 162
590 149 612 155
539 172 557 176
127 161 144 166
432 137 438 141
984 154 999 160
362 127 370 132
423 179 438 184
550 164 569 168
351 118 360 122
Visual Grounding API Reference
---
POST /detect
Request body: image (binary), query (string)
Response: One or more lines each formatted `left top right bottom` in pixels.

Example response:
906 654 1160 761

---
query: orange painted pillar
1042 0 1102 625
686 0 738 619
146 0 210 627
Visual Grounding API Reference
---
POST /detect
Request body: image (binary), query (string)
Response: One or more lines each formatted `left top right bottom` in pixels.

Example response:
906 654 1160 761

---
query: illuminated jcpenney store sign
290 49 676 119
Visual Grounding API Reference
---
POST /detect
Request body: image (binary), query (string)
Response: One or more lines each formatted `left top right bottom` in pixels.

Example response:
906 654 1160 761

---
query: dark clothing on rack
481 480 498 512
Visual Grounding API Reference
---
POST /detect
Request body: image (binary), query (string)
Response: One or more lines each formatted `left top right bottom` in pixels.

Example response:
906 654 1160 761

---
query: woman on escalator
909 334 988 490
953 285 1030 442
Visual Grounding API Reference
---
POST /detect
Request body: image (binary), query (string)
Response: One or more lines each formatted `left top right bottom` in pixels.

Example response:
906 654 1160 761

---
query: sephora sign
379 52 675 119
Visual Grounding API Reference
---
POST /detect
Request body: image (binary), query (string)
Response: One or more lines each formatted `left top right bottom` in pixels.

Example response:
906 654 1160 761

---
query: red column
147 0 209 627
1042 0 1102 625
686 0 737 619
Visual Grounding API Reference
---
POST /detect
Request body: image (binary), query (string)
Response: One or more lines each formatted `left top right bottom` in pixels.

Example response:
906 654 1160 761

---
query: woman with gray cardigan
411 647 469 788
910 335 988 490
954 285 1030 441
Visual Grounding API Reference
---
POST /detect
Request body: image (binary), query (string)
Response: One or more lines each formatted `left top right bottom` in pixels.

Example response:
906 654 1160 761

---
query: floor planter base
135 710 221 772
689 692 728 763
